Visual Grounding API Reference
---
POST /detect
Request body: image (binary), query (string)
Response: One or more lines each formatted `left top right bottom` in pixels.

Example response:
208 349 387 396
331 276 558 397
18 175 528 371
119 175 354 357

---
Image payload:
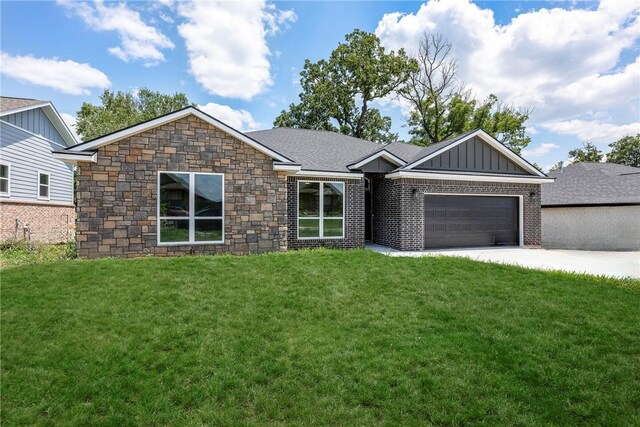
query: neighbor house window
298 181 344 239
38 172 50 200
0 163 9 196
158 172 224 244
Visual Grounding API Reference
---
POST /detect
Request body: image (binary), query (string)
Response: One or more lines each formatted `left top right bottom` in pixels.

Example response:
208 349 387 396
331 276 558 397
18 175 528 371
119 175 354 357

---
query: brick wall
371 177 541 250
369 173 399 248
75 115 288 259
287 176 365 249
0 201 75 243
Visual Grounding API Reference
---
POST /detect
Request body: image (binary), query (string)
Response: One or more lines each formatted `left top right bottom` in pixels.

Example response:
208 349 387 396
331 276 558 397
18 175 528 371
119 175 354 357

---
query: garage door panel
424 195 519 248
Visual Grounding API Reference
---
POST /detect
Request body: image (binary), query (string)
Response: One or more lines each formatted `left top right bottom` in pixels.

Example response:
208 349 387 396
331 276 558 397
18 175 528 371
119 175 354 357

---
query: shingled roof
0 96 47 113
246 127 384 172
542 162 640 207
247 128 490 173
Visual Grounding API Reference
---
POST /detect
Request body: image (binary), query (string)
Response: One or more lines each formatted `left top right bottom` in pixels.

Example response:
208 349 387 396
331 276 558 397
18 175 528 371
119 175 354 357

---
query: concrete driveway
367 244 640 279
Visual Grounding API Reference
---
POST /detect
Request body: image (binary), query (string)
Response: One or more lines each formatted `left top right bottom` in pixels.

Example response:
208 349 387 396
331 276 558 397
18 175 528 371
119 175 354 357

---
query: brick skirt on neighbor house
0 201 75 243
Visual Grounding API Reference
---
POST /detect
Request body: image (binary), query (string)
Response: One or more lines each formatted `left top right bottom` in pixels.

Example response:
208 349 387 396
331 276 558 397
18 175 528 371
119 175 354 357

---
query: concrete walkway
367 244 640 279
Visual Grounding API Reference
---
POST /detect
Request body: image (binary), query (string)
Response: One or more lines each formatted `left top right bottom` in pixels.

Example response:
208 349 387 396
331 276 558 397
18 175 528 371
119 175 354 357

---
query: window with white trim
298 181 344 239
158 172 224 244
38 172 50 199
0 163 9 196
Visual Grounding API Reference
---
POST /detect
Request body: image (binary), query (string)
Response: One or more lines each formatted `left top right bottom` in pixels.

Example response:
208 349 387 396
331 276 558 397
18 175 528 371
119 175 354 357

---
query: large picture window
158 172 224 245
298 181 344 239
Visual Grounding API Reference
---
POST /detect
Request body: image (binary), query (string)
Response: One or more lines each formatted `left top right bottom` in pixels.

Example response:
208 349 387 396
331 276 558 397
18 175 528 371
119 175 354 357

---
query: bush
0 240 77 268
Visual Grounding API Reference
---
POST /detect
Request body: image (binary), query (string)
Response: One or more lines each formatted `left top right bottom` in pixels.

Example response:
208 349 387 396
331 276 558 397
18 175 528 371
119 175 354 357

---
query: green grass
2 250 639 426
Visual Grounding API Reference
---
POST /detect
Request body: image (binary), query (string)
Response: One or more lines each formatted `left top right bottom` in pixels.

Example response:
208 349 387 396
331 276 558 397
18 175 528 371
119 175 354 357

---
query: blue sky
1 0 638 170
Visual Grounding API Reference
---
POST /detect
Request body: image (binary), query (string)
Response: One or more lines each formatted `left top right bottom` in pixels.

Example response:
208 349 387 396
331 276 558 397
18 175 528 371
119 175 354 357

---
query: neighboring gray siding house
542 162 640 251
53 106 551 259
0 97 77 243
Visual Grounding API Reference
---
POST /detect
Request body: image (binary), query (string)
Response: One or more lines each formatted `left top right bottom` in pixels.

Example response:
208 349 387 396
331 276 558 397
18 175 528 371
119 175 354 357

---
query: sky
1 0 638 171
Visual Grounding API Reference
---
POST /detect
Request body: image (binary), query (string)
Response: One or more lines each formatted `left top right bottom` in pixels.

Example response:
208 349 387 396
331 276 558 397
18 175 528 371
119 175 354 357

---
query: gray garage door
424 195 519 249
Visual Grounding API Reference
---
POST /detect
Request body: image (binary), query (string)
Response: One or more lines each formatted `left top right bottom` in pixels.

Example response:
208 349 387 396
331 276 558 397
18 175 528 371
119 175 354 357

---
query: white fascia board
295 170 364 179
52 151 97 164
273 163 302 172
0 102 51 117
348 150 406 170
385 170 554 184
41 104 78 147
404 129 546 178
67 107 292 163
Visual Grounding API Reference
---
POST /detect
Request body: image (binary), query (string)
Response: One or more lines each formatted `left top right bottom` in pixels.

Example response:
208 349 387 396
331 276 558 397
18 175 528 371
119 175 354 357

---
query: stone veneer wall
0 201 75 243
75 115 288 259
372 178 541 251
287 176 365 250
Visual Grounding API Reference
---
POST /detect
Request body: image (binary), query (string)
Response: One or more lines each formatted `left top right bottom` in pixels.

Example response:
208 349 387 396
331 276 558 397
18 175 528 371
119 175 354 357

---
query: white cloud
542 120 640 143
0 52 111 95
553 57 640 111
198 102 260 131
177 1 296 99
57 0 174 66
521 142 560 158
375 0 640 137
60 112 80 141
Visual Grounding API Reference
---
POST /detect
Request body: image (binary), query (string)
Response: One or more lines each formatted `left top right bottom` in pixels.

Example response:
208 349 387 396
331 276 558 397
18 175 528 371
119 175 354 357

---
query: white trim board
348 149 406 170
66 107 292 163
52 151 98 164
273 163 302 173
294 170 364 179
423 192 525 247
403 129 546 178
0 102 50 117
385 170 553 184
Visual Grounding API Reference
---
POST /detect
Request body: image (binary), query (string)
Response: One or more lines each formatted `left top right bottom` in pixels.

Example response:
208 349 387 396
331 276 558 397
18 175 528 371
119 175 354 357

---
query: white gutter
52 151 98 164
295 170 364 179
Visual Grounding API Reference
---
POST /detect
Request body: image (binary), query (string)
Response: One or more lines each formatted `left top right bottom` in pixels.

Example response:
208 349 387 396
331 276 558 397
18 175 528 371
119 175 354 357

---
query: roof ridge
249 126 381 145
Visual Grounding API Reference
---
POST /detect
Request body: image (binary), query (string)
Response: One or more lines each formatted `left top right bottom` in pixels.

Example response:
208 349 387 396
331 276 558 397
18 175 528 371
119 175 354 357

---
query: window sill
157 241 224 246
297 236 345 240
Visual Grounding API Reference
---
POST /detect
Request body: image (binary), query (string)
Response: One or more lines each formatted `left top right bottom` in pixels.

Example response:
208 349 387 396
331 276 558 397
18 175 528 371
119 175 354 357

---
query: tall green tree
568 142 603 163
398 33 532 153
274 29 416 144
76 88 192 141
607 134 640 167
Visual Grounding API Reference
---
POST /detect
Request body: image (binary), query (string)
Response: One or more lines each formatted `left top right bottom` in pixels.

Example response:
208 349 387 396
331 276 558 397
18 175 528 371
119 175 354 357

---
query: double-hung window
158 172 224 244
38 172 50 200
298 181 344 239
0 163 9 196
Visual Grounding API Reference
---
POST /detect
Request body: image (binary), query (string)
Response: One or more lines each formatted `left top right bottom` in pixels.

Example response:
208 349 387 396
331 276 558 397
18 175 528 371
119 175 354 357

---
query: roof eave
385 170 554 184
52 150 97 165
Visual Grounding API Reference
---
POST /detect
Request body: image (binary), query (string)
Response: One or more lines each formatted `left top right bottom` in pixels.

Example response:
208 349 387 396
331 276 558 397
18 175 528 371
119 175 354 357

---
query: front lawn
2 250 639 425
